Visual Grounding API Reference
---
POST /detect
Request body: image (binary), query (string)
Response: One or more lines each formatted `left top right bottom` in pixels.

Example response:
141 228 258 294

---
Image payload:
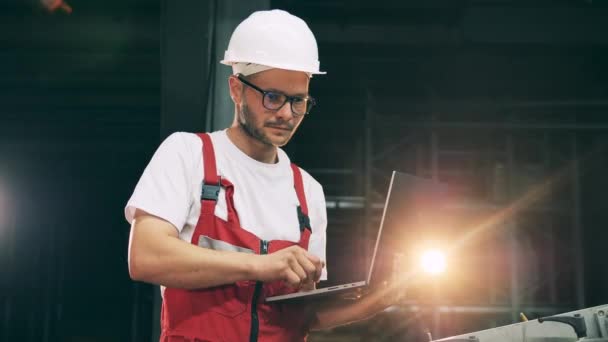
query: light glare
420 249 446 275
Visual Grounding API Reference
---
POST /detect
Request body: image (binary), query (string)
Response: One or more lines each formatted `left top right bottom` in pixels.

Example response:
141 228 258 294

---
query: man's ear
228 75 243 104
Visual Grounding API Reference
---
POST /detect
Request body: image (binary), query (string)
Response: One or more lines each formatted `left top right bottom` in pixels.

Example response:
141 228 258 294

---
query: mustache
265 122 294 131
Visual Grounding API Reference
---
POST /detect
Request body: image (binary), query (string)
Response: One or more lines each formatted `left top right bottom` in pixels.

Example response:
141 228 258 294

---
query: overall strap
188 133 221 246
290 164 311 233
198 133 219 186
195 133 241 230
196 133 220 217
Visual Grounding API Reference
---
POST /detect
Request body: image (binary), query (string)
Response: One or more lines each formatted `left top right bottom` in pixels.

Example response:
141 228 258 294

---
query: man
126 9 401 341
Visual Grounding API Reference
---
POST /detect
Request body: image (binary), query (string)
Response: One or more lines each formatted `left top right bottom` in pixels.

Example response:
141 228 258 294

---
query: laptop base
265 281 367 302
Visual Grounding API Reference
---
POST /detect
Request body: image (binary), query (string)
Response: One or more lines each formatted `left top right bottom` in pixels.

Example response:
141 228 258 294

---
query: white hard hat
220 10 326 76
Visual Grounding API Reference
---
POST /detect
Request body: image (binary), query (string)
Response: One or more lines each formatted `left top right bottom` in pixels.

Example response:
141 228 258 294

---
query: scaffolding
313 93 607 340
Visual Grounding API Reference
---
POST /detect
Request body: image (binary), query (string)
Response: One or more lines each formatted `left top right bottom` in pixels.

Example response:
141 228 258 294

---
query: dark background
1 0 607 341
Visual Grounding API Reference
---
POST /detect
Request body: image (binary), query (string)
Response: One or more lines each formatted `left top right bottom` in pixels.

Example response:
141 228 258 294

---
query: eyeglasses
236 74 316 117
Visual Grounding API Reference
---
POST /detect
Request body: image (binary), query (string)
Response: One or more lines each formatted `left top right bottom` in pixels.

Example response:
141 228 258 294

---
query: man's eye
266 92 284 104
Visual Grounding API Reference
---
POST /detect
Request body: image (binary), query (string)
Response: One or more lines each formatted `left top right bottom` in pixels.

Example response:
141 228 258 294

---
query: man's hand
368 280 407 312
311 281 407 331
253 245 324 290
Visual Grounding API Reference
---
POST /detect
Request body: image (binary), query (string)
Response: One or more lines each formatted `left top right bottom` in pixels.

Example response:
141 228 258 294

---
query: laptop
265 171 447 303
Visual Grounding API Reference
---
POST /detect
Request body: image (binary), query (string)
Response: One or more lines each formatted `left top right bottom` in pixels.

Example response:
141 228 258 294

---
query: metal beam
374 121 608 130
364 91 374 279
207 0 270 131
160 0 213 139
311 7 608 45
542 134 558 305
506 134 520 323
391 303 572 315
571 134 586 308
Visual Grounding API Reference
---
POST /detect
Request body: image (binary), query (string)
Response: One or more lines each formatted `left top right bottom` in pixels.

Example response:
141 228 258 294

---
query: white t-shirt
125 130 327 279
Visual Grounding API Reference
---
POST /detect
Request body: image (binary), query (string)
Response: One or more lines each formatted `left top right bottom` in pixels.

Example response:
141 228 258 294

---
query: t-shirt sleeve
125 132 195 232
306 177 328 281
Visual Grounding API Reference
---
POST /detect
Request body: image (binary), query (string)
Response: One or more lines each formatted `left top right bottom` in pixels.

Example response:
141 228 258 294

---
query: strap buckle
297 206 311 232
201 179 221 201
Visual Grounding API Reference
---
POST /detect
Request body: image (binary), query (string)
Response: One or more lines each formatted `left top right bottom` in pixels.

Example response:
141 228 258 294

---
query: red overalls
160 133 314 342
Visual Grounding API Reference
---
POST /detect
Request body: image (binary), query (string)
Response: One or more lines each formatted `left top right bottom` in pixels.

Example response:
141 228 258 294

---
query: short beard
238 102 274 146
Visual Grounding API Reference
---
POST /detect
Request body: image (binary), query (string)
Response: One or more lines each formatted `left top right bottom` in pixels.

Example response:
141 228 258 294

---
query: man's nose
274 101 294 121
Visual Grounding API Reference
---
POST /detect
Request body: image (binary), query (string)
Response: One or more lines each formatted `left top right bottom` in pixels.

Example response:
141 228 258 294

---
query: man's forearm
128 215 257 289
309 283 404 331
310 294 385 331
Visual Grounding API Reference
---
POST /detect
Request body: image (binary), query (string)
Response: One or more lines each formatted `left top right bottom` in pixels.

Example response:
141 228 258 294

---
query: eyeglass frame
234 74 316 117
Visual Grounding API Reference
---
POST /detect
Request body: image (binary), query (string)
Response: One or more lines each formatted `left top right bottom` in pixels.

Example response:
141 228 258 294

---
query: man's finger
288 257 308 283
314 261 324 282
284 269 301 288
295 252 317 280
305 251 321 265
304 252 324 281
300 278 316 292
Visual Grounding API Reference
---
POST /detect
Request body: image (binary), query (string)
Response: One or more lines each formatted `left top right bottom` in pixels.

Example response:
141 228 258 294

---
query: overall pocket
191 283 249 318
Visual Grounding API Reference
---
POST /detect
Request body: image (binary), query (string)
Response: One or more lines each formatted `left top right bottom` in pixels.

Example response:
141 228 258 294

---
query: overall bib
160 133 314 342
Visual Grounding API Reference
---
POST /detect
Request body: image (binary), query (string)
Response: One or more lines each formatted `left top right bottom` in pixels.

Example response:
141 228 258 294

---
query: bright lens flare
420 249 446 275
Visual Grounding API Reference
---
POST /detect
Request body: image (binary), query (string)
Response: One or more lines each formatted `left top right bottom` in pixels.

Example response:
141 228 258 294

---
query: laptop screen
366 171 448 286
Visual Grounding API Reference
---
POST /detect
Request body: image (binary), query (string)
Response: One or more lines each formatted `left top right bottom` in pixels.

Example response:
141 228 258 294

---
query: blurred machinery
432 304 608 342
